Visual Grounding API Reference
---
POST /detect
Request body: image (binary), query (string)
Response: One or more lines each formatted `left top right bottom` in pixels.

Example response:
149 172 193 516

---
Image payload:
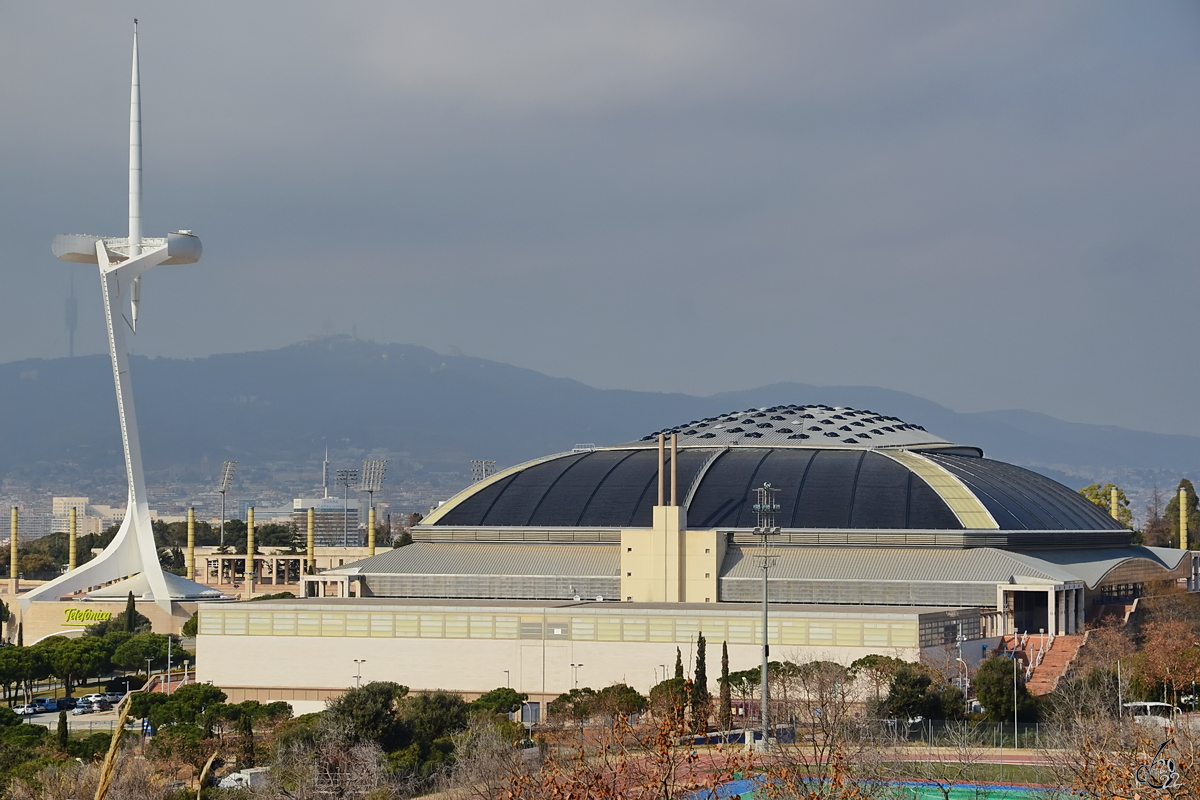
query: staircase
1025 635 1083 695
994 634 1084 695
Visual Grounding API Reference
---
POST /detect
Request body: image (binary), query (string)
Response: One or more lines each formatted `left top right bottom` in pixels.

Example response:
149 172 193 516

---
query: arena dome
424 403 1124 535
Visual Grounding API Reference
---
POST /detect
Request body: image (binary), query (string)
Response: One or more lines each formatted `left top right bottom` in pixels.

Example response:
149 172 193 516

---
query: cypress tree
16 621 22 647
124 591 137 633
57 711 68 751
675 647 684 679
692 633 710 729
719 641 732 731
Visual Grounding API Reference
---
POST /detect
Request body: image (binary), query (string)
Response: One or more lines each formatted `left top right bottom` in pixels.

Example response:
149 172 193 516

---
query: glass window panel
891 623 917 647
297 613 320 637
546 617 571 640
728 621 753 644
420 615 444 638
346 613 369 637
571 618 595 640
520 618 543 640
835 623 861 647
273 613 296 636
224 613 246 635
780 619 806 646
863 623 889 647
370 614 393 638
322 613 345 637
697 619 726 642
198 613 223 636
597 618 622 642
675 618 699 642
622 618 647 641
394 614 418 637
248 613 271 636
494 617 519 639
648 619 674 642
469 616 493 639
809 624 833 643
445 615 469 639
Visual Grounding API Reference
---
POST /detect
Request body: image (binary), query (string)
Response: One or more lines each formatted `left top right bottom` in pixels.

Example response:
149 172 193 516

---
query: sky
2 3 1199 435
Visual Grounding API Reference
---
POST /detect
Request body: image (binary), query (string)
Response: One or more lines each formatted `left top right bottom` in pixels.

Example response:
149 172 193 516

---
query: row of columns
1050 584 1086 635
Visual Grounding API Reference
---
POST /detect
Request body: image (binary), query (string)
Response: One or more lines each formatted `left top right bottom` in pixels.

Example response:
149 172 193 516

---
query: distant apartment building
292 497 361 547
50 497 106 537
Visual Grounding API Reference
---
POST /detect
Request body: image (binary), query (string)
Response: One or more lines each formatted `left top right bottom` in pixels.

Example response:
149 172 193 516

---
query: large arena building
197 403 1195 713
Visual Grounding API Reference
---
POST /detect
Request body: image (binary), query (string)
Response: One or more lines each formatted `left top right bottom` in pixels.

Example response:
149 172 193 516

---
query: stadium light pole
360 460 386 548
337 469 359 547
217 460 237 548
354 659 366 689
753 483 781 750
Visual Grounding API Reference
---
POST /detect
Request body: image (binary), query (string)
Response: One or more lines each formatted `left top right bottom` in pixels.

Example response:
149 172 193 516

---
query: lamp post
503 670 510 688
145 658 152 685
336 469 359 547
752 483 781 750
354 659 366 688
570 663 584 689
660 665 666 685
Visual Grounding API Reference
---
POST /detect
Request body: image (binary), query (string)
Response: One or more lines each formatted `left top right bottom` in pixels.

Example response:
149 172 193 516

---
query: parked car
58 697 78 709
89 700 111 712
13 705 36 716
31 699 56 713
79 693 105 705
103 692 124 705
70 705 93 716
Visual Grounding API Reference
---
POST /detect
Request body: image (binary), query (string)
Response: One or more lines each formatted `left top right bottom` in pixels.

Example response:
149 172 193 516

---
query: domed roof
629 403 970 451
423 405 1125 534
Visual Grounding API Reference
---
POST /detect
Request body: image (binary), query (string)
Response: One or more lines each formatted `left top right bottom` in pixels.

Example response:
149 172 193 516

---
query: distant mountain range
1 337 1196 508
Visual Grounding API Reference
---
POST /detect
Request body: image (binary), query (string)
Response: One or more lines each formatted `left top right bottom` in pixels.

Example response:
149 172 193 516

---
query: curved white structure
26 22 211 613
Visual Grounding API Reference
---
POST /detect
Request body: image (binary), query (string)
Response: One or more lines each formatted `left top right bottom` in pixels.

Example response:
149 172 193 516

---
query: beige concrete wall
197 632 915 703
20 599 196 643
682 529 721 603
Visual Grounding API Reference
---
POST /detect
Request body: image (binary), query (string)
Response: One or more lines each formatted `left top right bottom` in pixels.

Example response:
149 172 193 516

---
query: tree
548 687 596 722
649 677 689 722
883 663 933 720
973 656 1037 722
849 654 906 710
719 641 732 730
471 687 527 716
692 633 710 731
124 591 137 633
1164 478 1200 549
182 612 198 637
1143 486 1173 546
1079 483 1133 528
36 636 109 696
593 683 647 717
674 647 684 680
326 681 410 751
56 711 68 752
111 633 189 672
17 553 57 577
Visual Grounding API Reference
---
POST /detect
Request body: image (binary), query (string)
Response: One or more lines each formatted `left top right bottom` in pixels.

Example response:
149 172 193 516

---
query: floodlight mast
753 483 781 750
336 469 359 547
27 21 204 613
217 461 237 548
360 460 386 543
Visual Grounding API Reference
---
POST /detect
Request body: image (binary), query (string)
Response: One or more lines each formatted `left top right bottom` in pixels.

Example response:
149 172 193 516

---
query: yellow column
307 508 315 575
8 507 17 596
68 507 78 571
1181 487 1189 550
246 507 256 594
368 505 376 556
1110 486 1119 521
186 507 196 580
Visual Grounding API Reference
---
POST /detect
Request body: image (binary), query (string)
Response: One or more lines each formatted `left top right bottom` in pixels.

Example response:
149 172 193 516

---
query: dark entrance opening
1011 590 1049 634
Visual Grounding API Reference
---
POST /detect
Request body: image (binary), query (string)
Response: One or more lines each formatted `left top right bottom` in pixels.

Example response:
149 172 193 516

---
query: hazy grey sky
2 3 1199 435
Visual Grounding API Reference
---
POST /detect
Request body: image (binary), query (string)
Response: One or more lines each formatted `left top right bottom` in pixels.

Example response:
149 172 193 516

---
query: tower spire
129 19 142 256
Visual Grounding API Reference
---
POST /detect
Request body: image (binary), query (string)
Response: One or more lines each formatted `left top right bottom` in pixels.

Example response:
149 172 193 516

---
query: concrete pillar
1046 588 1055 634
1057 590 1066 635
1066 587 1076 634
68 507 78 571
9 507 17 596
657 434 665 506
246 507 255 595
670 433 678 506
1076 587 1085 631
1181 487 1189 550
186 507 195 580
367 505 376 557
1110 486 1120 521
306 508 315 575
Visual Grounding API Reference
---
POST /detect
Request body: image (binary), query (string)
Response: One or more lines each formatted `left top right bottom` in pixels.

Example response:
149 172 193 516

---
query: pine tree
124 591 137 633
674 647 684 679
719 640 732 731
692 633 710 730
57 711 68 751
1164 479 1200 549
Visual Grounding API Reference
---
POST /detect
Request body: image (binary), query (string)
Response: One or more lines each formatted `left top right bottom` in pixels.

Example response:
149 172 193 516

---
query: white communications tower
24 21 213 613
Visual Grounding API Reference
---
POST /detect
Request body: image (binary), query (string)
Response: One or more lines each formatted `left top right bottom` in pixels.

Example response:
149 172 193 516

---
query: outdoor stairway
1025 635 1084 695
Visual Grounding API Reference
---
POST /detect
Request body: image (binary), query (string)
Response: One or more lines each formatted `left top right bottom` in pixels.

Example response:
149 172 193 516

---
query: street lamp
353 659 366 688
336 469 359 547
145 657 152 684
752 483 781 750
216 460 237 548
659 665 666 685
570 663 584 689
